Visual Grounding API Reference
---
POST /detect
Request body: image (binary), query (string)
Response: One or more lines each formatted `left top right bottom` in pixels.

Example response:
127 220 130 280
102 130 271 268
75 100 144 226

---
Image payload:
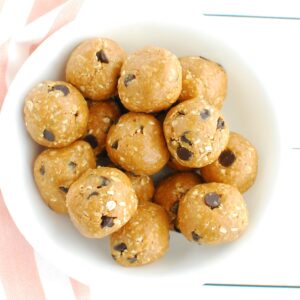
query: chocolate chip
43 129 55 142
204 192 221 209
170 200 179 215
111 254 117 261
59 186 69 193
111 140 119 149
192 231 201 242
39 165 45 175
218 149 236 167
217 117 225 129
68 161 77 170
101 215 115 228
200 109 210 120
96 49 109 63
177 146 193 161
180 131 192 146
124 74 136 87
83 134 98 149
87 191 99 199
74 111 79 117
127 254 137 263
49 84 70 96
97 176 110 188
114 243 127 254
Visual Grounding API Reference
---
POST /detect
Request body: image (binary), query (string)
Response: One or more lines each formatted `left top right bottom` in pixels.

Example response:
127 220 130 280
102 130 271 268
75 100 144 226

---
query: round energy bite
201 132 258 193
33 141 96 213
66 167 138 238
83 99 120 154
24 80 88 148
163 98 229 168
118 46 182 113
126 172 155 203
111 202 169 267
154 172 203 228
179 56 227 109
178 183 248 245
66 38 126 101
106 112 169 175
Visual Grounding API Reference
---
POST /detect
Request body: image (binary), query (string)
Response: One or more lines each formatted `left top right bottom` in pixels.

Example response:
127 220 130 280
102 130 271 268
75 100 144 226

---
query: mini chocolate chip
96 49 109 63
219 149 236 167
49 84 70 96
177 146 193 161
84 134 98 149
74 111 79 117
124 74 136 87
170 200 179 215
43 129 55 142
180 131 192 146
127 254 137 263
111 254 117 261
97 176 110 188
217 117 225 129
204 192 221 209
192 231 201 241
200 109 210 120
101 215 115 228
59 186 69 193
87 191 99 199
68 161 77 169
140 126 144 134
39 165 45 175
111 140 119 149
114 243 127 254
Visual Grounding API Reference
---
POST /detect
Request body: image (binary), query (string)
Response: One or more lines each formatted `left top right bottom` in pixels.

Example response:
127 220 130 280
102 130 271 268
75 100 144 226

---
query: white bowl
0 19 279 285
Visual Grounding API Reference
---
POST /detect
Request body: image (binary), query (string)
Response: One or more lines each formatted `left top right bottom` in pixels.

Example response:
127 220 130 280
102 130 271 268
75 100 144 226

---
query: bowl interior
0 21 279 282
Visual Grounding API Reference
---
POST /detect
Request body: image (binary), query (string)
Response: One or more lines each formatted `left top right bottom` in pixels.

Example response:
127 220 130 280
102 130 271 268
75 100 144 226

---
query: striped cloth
0 1 90 299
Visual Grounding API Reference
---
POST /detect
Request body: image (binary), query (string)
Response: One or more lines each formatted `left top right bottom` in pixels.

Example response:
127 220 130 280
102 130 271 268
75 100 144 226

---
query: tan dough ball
111 202 169 267
178 183 248 245
106 112 169 175
83 99 120 154
66 167 138 238
66 38 126 101
126 172 155 203
33 141 96 213
201 132 258 193
154 172 203 228
179 56 227 109
163 98 229 168
118 46 182 113
24 81 88 148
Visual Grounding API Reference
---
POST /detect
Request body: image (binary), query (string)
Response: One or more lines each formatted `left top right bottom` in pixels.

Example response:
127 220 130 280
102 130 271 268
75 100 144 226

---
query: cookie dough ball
126 172 154 203
24 81 88 148
118 46 182 113
168 156 192 171
111 202 169 267
163 98 229 168
154 172 203 228
83 99 120 154
66 167 138 238
179 56 227 109
66 38 126 101
106 112 169 175
201 132 258 193
178 183 248 245
33 141 96 213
